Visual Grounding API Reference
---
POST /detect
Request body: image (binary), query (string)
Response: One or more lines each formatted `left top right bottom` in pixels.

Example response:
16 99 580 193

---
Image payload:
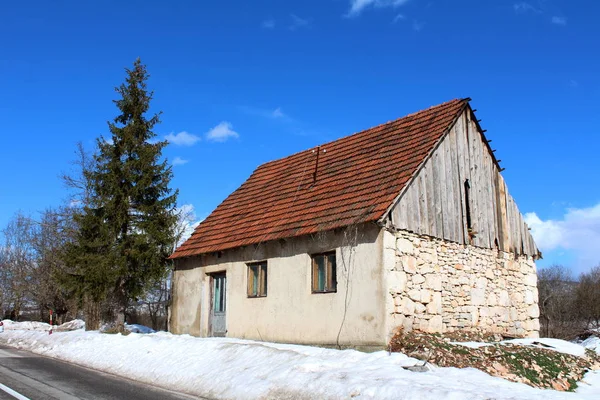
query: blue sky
1 0 598 274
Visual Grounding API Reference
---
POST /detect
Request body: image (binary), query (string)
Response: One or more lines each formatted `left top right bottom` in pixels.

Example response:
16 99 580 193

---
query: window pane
247 265 253 296
328 253 337 292
214 277 221 312
248 265 259 297
261 264 267 296
252 266 258 296
317 255 326 292
221 276 226 312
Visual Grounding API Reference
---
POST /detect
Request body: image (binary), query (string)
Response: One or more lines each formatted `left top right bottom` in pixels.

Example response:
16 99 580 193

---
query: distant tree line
537 264 600 339
0 59 191 332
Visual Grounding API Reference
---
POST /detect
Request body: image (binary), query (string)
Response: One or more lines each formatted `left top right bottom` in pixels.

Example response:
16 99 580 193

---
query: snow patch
0 323 599 399
582 336 600 353
452 338 587 357
125 324 155 334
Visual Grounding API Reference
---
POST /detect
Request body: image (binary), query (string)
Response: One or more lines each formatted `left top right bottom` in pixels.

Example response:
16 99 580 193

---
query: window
311 252 337 293
464 179 472 231
247 262 267 297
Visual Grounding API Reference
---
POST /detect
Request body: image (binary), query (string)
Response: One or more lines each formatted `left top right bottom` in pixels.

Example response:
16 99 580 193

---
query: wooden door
210 273 227 337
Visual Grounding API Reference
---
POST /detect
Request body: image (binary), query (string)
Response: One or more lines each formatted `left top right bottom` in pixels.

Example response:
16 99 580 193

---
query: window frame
247 261 268 298
311 251 337 294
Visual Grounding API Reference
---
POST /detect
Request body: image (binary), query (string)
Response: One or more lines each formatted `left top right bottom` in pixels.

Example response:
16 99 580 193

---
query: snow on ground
452 338 587 357
125 323 155 334
582 336 600 353
1 319 86 332
504 338 587 357
1 319 52 331
56 319 86 331
1 323 599 400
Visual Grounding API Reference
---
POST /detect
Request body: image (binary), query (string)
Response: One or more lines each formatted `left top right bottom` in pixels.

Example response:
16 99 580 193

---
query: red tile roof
171 98 470 258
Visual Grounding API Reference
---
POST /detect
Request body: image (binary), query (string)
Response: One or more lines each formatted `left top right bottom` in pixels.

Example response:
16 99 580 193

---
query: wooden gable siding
390 108 538 257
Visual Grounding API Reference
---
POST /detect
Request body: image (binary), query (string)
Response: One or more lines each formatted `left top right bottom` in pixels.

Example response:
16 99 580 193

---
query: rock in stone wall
386 230 540 338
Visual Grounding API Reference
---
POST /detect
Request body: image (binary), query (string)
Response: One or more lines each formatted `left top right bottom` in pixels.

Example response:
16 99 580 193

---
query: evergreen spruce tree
65 59 178 330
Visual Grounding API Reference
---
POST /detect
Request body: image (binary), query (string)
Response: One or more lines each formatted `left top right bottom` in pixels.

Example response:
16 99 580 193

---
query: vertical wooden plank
439 136 450 241
517 207 527 254
516 201 524 255
432 148 444 239
479 130 488 248
444 135 457 242
417 170 429 235
398 196 409 230
524 221 531 256
404 186 414 232
468 117 483 247
489 164 499 248
506 194 513 253
517 201 524 255
448 125 463 243
484 148 496 248
480 127 492 249
455 112 469 245
494 171 505 251
497 174 510 252
509 195 518 254
425 159 437 237
411 182 421 234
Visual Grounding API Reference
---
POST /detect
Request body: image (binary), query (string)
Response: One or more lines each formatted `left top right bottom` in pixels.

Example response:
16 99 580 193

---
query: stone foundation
385 230 540 338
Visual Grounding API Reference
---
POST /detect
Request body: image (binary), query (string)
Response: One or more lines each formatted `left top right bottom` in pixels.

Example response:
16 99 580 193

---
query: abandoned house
170 98 541 349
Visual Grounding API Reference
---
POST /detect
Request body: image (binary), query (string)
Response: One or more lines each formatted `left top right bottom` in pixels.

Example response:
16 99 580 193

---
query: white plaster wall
171 224 388 347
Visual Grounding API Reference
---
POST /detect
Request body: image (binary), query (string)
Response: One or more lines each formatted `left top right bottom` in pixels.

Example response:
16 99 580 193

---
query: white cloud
205 122 239 142
262 19 275 29
175 204 202 247
172 157 189 166
271 107 286 118
513 2 541 13
289 14 311 30
240 106 290 121
346 0 410 17
69 199 82 208
393 13 406 23
551 16 567 25
525 203 600 268
165 131 201 146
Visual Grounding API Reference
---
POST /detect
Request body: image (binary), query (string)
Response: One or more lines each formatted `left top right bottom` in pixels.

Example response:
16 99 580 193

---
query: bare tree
575 265 600 330
30 207 79 324
61 141 96 208
537 265 582 339
0 213 37 320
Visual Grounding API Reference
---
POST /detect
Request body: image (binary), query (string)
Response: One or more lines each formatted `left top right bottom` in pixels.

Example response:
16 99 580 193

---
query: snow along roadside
1 325 600 400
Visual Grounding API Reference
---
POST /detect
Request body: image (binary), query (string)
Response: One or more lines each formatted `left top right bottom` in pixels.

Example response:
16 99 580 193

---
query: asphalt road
0 344 204 400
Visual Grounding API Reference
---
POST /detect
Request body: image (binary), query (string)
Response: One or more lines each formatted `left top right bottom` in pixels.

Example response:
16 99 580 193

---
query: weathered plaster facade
171 224 389 348
384 229 540 339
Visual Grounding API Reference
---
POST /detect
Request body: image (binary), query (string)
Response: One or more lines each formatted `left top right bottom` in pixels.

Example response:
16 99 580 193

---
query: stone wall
385 229 540 338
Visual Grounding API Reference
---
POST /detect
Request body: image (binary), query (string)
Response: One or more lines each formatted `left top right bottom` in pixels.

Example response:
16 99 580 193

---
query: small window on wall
247 262 267 297
311 252 337 293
